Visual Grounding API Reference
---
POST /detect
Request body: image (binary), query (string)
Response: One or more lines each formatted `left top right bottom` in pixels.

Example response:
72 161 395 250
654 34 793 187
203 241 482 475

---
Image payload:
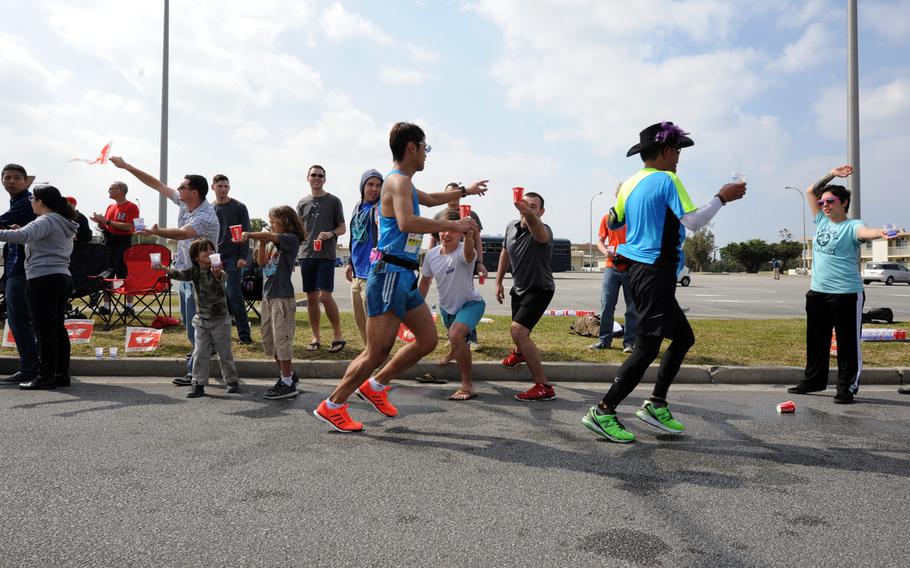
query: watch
460 186 467 198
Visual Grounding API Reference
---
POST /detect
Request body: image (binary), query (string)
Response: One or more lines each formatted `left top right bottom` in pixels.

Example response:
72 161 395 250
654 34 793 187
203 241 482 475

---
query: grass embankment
62 301 909 367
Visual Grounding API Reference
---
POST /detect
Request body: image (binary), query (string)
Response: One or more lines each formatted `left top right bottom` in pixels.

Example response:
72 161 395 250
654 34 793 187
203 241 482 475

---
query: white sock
325 398 344 410
369 377 387 392
281 375 293 386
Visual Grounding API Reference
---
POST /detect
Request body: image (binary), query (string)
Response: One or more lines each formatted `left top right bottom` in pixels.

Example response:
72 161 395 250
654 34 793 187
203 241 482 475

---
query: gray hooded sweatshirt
0 212 79 279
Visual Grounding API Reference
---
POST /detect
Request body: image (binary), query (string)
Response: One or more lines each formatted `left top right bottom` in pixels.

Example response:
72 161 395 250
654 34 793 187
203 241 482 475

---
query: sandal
328 339 347 353
417 372 447 384
306 341 321 352
449 389 476 401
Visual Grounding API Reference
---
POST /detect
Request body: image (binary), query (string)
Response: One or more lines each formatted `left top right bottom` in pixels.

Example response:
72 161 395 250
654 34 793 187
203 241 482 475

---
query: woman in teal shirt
788 165 893 404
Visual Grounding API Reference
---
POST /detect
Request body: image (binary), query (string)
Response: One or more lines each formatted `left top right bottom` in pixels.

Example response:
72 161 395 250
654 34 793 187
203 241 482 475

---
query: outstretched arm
680 182 747 232
389 176 477 235
416 180 488 207
806 165 852 218
109 156 179 201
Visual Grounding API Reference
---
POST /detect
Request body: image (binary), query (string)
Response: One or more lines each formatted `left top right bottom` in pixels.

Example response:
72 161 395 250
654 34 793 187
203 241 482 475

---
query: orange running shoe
355 379 398 417
313 400 363 433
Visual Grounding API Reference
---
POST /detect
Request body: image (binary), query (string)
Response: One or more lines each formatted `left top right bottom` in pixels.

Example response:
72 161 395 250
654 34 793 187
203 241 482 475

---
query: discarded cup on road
460 204 472 219
209 253 222 269
94 347 103 359
149 252 162 269
230 225 243 242
313 239 323 252
777 400 796 413
512 187 524 203
134 217 145 231
109 347 118 359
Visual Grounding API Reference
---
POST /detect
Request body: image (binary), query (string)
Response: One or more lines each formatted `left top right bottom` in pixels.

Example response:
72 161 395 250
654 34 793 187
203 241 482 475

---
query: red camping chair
100 244 172 330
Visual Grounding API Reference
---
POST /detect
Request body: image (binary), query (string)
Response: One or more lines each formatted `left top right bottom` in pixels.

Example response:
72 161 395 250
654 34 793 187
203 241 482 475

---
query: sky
1 0 909 249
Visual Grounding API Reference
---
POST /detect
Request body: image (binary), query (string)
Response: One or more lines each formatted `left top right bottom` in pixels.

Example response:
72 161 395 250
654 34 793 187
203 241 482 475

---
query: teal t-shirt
810 211 864 294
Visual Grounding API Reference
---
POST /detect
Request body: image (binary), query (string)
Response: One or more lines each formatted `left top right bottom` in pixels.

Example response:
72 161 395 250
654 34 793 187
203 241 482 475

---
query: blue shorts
299 258 335 293
366 269 425 318
440 299 486 332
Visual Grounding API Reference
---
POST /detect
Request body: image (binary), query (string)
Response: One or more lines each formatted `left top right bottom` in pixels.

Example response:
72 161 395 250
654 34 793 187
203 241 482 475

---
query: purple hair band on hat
654 122 689 145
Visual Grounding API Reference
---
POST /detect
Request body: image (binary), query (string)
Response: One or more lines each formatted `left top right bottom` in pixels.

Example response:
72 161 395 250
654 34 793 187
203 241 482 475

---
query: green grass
59 300 910 367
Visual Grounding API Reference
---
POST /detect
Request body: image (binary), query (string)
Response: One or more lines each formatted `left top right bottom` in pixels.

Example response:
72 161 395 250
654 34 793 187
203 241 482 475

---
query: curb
1 357 904 385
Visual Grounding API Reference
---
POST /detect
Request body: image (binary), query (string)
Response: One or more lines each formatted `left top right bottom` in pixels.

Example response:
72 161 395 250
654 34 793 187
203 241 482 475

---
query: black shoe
19 377 57 390
96 306 112 316
55 374 71 387
173 375 192 386
238 338 253 345
186 384 205 398
834 392 855 404
226 382 240 394
0 371 36 386
787 383 826 394
588 341 609 350
122 306 135 316
898 386 910 395
266 372 298 394
263 379 298 399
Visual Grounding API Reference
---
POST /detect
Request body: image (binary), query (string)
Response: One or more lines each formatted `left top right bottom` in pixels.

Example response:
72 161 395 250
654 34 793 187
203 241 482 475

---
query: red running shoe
501 350 527 368
355 379 399 417
313 400 363 433
515 383 556 402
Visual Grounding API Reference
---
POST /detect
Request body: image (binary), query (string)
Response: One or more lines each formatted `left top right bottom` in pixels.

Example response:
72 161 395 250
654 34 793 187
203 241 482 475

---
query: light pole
785 186 807 273
848 0 861 219
589 191 603 270
158 0 169 234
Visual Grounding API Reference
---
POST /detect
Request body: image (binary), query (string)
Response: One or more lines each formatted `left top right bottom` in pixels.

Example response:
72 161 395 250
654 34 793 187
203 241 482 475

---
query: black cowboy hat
626 122 694 157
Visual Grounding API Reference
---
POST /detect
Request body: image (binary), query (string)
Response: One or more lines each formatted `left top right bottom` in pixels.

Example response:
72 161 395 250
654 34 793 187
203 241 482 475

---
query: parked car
862 262 910 286
677 266 691 287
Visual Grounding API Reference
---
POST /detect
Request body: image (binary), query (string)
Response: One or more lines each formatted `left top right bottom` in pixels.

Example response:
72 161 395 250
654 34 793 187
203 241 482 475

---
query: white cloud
774 23 834 73
378 66 431 86
864 0 910 44
321 1 394 44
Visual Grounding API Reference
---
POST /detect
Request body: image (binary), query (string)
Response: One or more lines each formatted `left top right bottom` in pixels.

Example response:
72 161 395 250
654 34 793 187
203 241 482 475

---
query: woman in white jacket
0 185 79 390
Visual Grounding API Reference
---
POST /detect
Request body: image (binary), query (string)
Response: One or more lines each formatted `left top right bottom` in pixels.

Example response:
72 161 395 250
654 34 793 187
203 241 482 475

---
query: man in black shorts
495 191 556 401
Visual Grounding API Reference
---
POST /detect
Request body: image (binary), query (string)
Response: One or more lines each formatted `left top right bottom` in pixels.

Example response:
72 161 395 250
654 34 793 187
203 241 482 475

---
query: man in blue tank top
314 122 488 432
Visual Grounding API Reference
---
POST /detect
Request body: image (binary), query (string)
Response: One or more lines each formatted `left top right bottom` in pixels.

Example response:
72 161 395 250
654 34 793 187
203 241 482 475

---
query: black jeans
804 290 864 395
26 273 73 380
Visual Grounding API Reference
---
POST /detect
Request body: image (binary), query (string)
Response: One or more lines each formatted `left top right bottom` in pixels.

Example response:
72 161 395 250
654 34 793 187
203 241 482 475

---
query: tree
250 217 267 231
683 226 715 272
719 239 774 273
770 240 803 270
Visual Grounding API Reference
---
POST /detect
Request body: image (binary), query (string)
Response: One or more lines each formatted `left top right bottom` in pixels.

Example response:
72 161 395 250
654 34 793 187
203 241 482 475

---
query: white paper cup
209 253 222 269
94 347 103 359
150 252 162 269
731 172 747 184
109 347 118 359
134 217 145 231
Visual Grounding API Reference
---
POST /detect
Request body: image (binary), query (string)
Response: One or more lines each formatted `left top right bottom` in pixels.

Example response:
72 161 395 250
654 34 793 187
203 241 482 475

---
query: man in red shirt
592 185 638 352
90 181 139 313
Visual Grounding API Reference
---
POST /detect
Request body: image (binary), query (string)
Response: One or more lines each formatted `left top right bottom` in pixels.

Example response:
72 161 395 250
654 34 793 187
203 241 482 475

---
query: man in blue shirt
581 122 746 443
0 164 40 385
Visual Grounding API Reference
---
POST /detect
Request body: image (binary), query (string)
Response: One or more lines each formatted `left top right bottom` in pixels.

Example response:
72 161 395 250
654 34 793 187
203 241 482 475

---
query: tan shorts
261 297 296 361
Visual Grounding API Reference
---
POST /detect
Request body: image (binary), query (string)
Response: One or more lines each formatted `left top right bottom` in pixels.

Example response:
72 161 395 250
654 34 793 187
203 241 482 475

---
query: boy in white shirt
418 211 485 400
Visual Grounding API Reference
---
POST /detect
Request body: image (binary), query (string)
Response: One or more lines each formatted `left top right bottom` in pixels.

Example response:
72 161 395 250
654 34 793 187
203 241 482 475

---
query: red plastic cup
230 225 243 242
512 186 524 203
459 204 472 218
478 273 486 285
313 239 323 252
777 400 796 413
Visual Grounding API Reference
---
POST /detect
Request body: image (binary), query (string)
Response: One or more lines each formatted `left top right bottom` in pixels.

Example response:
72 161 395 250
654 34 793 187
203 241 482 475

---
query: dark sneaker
266 373 298 394
515 383 556 402
263 380 298 399
173 375 192 386
1 371 36 386
834 392 855 404
55 374 71 387
96 306 112 316
187 384 205 398
226 382 240 394
588 341 610 350
787 383 826 394
502 350 527 368
899 386 910 395
19 377 57 390
122 306 135 316
238 338 253 345
622 344 634 353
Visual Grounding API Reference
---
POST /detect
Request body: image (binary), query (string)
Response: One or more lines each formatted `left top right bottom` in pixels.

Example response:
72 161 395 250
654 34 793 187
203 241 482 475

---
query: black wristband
461 186 467 198
715 193 727 206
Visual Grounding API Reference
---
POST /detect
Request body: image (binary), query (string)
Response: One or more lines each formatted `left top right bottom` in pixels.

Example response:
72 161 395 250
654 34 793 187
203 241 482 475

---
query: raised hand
832 165 853 178
465 180 489 196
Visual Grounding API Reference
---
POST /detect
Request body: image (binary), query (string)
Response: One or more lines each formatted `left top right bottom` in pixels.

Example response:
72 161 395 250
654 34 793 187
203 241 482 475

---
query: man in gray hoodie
344 169 382 342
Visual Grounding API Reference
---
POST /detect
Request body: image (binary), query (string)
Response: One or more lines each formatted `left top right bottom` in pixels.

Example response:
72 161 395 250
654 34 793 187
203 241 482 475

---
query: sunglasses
817 197 840 206
309 173 325 178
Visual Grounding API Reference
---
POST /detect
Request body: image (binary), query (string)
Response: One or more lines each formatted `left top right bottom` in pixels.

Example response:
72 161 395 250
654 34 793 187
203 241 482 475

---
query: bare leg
511 322 547 384
328 311 399 404
373 304 439 386
449 322 473 393
306 291 321 343
320 290 343 341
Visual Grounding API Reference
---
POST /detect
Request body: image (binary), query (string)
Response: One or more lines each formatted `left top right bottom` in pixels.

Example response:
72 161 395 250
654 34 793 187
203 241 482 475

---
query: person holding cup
211 174 253 345
787 165 895 404
90 180 139 316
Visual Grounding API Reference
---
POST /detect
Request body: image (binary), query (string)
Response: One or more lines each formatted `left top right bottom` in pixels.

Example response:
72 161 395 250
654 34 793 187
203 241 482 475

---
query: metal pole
589 191 603 270
785 186 808 272
848 0 860 219
158 0 169 230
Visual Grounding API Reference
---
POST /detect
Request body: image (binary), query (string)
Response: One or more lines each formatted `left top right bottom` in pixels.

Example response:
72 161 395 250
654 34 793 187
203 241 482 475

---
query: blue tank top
377 169 421 273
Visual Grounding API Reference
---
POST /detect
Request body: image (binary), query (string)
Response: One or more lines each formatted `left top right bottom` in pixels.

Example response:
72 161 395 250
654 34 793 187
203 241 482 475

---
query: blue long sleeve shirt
0 190 37 276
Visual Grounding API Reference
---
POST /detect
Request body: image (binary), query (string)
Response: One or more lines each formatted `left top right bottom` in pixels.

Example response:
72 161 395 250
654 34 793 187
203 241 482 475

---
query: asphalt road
309 270 910 321
2 378 908 567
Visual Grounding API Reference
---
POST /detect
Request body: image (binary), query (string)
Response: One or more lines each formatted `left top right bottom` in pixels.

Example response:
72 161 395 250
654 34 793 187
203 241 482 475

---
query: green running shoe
635 401 685 434
581 407 635 443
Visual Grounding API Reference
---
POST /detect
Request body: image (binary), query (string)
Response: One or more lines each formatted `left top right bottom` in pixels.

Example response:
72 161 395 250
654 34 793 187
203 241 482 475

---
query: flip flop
306 341 321 352
449 390 477 401
328 339 347 353
417 372 447 384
